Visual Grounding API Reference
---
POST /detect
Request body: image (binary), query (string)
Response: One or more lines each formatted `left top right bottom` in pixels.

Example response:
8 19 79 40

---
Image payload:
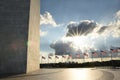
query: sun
70 36 90 51
61 35 90 51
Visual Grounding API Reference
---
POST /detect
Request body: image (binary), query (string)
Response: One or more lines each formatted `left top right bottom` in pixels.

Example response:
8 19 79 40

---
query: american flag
62 55 66 58
84 53 88 57
110 49 118 53
42 56 46 59
48 56 52 59
101 50 106 54
117 48 120 52
92 52 97 56
76 54 80 58
68 54 72 59
55 55 59 59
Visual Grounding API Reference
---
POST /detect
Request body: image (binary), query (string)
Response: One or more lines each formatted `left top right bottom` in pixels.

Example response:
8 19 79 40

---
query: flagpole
92 53 93 62
75 54 78 63
62 57 63 63
111 52 112 60
77 58 78 63
67 55 69 63
41 56 42 64
100 53 102 62
48 58 49 64
82 54 84 63
76 58 78 62
83 55 85 63
110 49 114 61
55 55 56 63
83 52 87 63
62 56 64 63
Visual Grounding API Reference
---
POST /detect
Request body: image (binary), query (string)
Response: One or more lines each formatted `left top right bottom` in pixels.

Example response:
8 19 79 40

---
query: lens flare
61 35 92 52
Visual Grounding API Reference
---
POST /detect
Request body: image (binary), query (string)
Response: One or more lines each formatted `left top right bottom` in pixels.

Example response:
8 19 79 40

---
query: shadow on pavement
0 69 63 79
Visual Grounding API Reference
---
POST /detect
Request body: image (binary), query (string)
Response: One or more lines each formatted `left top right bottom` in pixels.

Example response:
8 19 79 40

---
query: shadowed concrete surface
0 0 40 75
0 68 120 80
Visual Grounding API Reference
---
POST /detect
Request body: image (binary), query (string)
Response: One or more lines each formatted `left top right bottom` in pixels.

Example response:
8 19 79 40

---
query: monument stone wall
0 0 40 75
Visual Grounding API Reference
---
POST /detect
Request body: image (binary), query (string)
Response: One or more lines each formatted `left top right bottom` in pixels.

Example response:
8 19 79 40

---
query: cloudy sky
40 0 120 56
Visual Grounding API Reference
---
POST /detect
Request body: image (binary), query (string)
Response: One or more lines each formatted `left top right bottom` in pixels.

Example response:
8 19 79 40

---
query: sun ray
79 26 83 36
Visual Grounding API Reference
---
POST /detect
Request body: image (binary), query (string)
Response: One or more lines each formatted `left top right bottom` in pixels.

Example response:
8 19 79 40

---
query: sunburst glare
61 35 92 52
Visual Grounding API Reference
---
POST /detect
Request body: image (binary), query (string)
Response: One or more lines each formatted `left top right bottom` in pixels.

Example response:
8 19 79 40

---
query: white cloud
40 30 48 37
40 51 48 55
116 10 120 19
40 12 57 27
107 10 120 37
94 10 120 38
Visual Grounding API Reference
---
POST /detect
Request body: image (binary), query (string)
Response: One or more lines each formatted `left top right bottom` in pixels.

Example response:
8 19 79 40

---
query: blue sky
40 0 120 55
41 0 120 23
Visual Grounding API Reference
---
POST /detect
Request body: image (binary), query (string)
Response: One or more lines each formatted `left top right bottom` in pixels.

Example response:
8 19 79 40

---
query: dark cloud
50 18 120 58
48 53 54 56
50 40 73 55
50 40 84 58
97 26 107 34
50 36 120 58
66 20 97 36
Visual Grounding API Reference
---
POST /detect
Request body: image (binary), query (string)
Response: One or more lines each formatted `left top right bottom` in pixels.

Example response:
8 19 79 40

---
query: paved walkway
0 68 120 80
100 69 120 80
